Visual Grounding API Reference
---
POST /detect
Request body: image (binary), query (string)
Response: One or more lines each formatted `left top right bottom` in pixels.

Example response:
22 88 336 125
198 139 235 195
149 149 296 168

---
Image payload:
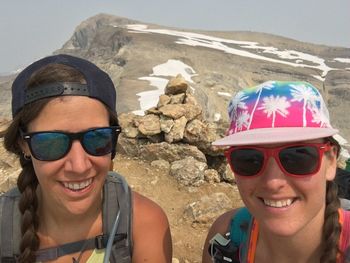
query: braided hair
2 64 118 262
320 181 341 263
320 137 342 263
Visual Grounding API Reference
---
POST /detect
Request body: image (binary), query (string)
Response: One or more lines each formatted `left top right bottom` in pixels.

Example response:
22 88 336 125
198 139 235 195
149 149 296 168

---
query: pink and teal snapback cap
213 81 338 146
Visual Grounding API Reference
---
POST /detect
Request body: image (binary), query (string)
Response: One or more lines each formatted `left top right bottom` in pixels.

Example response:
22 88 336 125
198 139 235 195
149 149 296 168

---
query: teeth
264 198 293 208
63 178 92 191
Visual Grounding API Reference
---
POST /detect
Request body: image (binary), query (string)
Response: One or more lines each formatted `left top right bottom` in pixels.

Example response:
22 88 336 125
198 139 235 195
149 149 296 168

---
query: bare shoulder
210 209 237 234
202 209 238 263
132 191 168 221
132 191 172 263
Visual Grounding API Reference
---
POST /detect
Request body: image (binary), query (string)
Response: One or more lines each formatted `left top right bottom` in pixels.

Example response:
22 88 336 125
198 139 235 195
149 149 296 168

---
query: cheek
31 160 60 181
31 155 111 181
236 177 256 196
94 155 112 170
294 169 328 200
324 159 337 181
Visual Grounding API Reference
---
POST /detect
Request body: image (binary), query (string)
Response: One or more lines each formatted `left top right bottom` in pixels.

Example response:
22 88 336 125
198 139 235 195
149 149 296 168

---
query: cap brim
213 127 339 146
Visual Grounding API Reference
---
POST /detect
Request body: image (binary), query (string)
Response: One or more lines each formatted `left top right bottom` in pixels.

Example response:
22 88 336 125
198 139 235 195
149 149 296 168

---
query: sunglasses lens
279 146 319 175
83 128 114 156
30 132 69 161
229 148 264 176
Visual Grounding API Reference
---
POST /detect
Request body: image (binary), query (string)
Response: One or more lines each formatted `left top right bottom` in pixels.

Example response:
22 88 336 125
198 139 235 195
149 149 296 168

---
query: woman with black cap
0 54 172 263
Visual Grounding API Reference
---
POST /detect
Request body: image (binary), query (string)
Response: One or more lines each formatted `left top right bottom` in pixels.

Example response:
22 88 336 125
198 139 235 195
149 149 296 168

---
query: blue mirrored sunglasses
21 126 121 161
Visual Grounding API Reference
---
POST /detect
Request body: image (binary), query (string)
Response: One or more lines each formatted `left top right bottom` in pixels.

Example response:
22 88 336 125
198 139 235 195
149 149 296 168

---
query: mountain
1 13 350 140
1 13 350 262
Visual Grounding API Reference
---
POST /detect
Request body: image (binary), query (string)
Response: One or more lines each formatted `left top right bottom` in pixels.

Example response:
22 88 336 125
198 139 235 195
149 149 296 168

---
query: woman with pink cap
202 81 350 263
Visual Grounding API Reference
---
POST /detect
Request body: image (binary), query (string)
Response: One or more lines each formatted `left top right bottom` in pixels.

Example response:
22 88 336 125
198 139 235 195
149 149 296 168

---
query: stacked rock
117 74 234 186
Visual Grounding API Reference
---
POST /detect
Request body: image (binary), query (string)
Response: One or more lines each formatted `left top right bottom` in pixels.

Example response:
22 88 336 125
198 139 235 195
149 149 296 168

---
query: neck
256 232 323 263
255 214 325 263
37 189 103 247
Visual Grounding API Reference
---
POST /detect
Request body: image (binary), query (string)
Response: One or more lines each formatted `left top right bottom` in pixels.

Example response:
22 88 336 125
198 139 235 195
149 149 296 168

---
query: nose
259 156 287 191
64 140 92 174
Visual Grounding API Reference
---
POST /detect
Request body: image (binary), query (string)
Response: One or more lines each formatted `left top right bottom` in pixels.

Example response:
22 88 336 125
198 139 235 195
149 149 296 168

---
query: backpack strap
208 207 253 263
0 188 22 262
229 207 254 262
230 207 252 250
35 233 127 261
103 172 133 263
339 209 350 261
0 172 133 263
209 232 238 263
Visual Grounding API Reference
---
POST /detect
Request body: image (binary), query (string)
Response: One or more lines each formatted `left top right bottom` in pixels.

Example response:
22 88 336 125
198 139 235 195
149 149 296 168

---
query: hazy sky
1 0 349 74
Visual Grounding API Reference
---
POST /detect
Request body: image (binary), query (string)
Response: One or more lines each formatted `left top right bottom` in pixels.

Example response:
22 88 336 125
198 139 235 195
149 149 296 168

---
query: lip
60 177 94 195
258 196 299 210
263 198 293 208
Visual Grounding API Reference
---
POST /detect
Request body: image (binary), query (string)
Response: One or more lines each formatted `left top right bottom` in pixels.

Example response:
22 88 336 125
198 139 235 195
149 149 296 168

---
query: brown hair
320 138 342 263
321 180 341 263
2 64 118 263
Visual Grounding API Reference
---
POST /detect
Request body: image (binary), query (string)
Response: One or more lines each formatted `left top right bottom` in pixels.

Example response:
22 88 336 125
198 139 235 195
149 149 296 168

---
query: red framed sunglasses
224 142 332 178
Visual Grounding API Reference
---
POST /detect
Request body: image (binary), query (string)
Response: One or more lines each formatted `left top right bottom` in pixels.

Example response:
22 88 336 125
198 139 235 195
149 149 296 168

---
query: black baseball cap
11 54 116 117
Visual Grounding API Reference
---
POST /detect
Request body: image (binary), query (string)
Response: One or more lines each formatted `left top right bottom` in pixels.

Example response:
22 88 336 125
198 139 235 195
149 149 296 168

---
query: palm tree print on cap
227 81 334 134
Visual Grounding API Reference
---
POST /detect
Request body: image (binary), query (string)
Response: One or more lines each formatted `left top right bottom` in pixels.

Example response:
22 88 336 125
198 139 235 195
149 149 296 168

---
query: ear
325 146 338 181
17 138 30 156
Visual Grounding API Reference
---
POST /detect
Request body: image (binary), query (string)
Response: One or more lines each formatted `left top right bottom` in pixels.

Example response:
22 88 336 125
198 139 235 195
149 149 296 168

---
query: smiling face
20 96 111 217
234 139 337 237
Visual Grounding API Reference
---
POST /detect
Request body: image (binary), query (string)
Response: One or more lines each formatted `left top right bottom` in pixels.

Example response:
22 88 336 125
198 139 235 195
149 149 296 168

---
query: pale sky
0 0 349 74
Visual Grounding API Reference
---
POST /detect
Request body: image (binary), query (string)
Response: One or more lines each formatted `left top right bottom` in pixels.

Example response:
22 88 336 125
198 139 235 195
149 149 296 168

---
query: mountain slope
56 14 350 139
1 13 349 139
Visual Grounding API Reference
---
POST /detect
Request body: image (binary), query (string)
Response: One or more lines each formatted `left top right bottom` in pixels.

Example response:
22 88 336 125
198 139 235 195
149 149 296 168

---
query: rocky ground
112 155 243 262
0 138 243 263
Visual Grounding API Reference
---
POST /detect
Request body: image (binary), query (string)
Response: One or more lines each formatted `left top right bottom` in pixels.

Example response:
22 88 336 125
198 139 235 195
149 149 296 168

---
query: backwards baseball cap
11 54 116 117
213 81 338 146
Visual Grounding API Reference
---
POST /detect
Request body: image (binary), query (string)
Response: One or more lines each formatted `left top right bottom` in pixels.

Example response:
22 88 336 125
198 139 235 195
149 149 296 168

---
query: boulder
170 93 186 104
117 112 140 138
165 74 188 95
160 116 174 133
144 107 161 115
204 169 221 183
183 192 232 224
117 135 140 157
170 157 207 186
139 142 207 163
157 94 171 108
159 104 187 119
184 92 199 105
222 164 235 183
151 159 171 172
182 104 202 121
138 114 161 136
184 119 207 143
164 116 188 143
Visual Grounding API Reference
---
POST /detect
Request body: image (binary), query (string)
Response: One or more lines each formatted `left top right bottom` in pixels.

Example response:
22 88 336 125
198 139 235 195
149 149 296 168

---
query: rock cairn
118 74 234 186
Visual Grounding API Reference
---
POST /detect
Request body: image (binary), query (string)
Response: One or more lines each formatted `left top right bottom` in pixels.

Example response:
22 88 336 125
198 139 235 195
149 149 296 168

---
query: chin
63 197 101 216
260 219 302 237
